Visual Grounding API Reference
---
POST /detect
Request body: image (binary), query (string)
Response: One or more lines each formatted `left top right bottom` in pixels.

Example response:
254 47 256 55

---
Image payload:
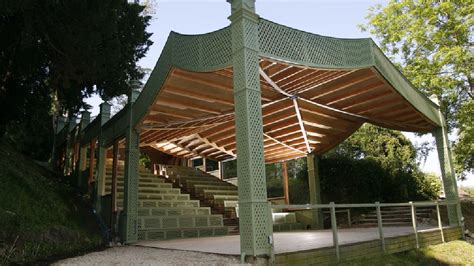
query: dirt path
53 246 240 265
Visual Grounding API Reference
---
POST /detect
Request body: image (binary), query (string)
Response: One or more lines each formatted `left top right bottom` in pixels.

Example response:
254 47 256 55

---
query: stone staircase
104 161 228 241
357 206 435 227
160 165 305 233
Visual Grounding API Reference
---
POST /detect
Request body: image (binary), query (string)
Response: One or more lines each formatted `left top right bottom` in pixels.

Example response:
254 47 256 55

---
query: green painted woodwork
433 129 461 225
274 226 462 265
430 97 461 226
63 117 76 175
76 111 91 187
53 1 462 249
228 0 273 257
257 19 441 129
95 103 111 213
307 153 323 229
80 118 101 146
122 88 141 244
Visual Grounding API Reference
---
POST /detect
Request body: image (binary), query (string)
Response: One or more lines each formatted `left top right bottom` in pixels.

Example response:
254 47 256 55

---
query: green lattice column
122 84 141 244
52 116 66 170
431 97 462 226
95 103 111 213
307 153 323 229
433 127 462 226
64 117 76 175
228 0 273 257
77 111 91 188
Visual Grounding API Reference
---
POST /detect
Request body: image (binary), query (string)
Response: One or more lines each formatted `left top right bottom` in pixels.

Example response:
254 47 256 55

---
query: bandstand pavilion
55 0 463 263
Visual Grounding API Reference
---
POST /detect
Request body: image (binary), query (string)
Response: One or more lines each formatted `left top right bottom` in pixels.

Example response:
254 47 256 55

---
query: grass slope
340 240 474 265
0 140 103 264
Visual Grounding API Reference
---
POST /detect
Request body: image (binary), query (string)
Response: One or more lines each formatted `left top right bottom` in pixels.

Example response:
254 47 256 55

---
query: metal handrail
271 200 458 209
270 200 460 262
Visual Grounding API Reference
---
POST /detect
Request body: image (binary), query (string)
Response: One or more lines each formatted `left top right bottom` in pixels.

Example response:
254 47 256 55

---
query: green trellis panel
229 0 273 257
433 120 461 225
122 89 141 244
76 111 90 188
95 103 111 213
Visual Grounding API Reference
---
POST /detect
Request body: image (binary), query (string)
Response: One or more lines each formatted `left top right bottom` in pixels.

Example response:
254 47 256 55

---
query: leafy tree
0 0 152 159
328 124 418 175
360 0 473 178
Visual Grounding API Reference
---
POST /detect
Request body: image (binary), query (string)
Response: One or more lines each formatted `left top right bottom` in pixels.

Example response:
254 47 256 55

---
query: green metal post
77 111 91 188
307 153 323 229
227 0 273 257
431 98 462 226
51 116 66 170
122 82 141 244
64 117 76 175
95 103 111 213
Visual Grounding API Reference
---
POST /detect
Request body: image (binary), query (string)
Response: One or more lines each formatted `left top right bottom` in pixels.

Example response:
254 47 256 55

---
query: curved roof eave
131 17 442 130
257 18 442 127
132 26 233 126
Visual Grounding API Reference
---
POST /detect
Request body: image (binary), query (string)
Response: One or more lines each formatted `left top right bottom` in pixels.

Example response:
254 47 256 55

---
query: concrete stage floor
136 226 439 255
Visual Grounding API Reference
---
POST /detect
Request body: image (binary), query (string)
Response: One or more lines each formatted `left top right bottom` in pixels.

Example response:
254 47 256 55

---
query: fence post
375 202 386 253
330 202 340 261
436 201 445 243
410 201 419 248
347 209 351 228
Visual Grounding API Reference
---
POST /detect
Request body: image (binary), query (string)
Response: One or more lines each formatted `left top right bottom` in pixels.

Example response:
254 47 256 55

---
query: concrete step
138 207 212 216
106 187 181 195
138 214 224 230
117 199 200 208
192 184 237 193
272 212 297 224
273 222 305 231
105 176 167 183
184 179 235 187
202 190 238 198
105 181 173 189
138 226 228 241
115 193 190 201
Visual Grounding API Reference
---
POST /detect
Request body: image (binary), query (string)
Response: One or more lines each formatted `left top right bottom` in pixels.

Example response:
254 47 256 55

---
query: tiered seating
160 164 307 233
104 161 227 241
161 165 239 218
272 212 304 231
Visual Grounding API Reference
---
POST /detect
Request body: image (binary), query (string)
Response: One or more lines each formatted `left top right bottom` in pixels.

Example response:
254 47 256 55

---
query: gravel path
53 246 240 265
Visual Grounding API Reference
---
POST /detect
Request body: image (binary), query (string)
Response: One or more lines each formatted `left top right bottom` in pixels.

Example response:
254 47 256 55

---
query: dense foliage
360 0 473 178
0 0 152 159
0 141 102 264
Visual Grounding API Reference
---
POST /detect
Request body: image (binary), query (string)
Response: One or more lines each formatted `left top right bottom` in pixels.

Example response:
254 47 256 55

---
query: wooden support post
375 202 385 253
95 102 111 213
88 139 96 185
219 161 224 180
281 161 289 205
202 157 207 172
410 201 419 249
436 201 445 243
307 153 323 229
122 83 141 244
330 202 340 261
77 111 91 189
64 117 76 175
111 139 119 233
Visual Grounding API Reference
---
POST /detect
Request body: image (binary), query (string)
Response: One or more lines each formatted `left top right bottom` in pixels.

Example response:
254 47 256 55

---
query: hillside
0 140 103 264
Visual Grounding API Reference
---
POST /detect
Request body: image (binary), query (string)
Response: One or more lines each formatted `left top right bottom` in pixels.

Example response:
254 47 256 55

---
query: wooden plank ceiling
138 58 437 164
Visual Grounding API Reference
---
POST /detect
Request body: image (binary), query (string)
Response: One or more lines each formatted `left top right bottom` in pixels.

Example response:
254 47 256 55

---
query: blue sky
86 0 473 187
